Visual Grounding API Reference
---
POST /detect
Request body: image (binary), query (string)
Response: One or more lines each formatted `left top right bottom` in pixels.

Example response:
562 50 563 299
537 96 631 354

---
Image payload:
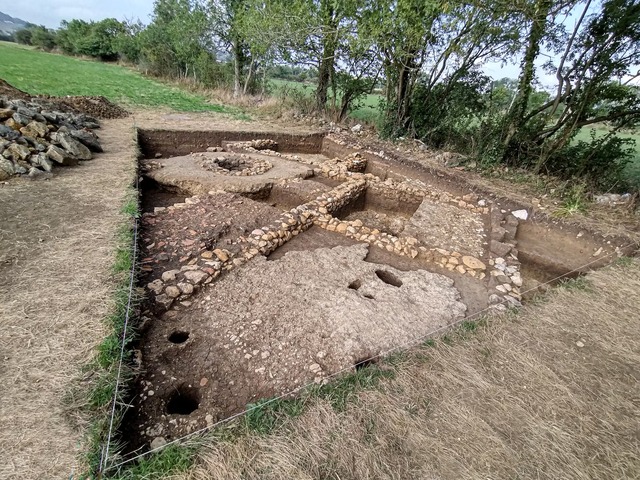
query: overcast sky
0 0 154 28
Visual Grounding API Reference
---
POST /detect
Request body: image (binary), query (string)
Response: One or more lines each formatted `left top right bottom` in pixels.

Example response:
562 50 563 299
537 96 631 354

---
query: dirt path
180 261 640 480
0 119 136 479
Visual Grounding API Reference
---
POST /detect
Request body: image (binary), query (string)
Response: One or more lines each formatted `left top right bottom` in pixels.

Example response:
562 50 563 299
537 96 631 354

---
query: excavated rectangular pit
137 129 326 158
121 127 636 460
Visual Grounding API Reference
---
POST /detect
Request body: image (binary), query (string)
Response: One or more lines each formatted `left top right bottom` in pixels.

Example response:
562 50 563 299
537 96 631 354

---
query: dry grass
0 119 137 479
179 262 640 480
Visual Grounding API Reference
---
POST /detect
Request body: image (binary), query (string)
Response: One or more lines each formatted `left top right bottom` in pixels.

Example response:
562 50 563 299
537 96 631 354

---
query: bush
547 131 636 190
14 29 32 45
409 71 491 152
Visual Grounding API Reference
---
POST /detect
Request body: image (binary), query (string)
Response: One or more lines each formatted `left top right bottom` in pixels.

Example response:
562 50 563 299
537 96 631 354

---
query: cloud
2 0 153 28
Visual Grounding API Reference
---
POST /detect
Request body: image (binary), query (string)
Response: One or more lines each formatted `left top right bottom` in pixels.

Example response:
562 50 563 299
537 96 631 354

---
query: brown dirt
128 243 466 451
1 78 129 119
139 192 284 312
41 95 130 119
0 118 137 479
179 261 640 480
143 152 314 196
0 78 30 100
269 225 490 317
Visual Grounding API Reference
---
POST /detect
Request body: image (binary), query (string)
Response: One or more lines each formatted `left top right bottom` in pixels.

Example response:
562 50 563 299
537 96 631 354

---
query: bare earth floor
179 261 640 480
0 119 136 479
1 109 639 479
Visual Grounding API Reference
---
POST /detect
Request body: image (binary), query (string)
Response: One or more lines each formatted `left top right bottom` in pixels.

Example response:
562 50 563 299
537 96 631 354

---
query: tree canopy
14 0 640 189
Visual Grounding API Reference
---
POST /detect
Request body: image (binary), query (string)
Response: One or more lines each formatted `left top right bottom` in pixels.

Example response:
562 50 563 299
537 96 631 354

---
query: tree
30 26 57 51
140 0 215 80
56 19 93 55
84 18 127 60
14 29 32 45
494 0 640 186
405 0 524 145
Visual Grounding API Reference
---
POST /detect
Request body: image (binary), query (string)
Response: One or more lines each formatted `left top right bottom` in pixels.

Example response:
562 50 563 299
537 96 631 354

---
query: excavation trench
121 128 634 456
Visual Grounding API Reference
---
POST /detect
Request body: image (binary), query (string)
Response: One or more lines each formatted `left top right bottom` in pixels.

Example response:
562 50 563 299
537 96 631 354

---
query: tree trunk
315 0 338 113
502 0 553 154
233 38 243 99
243 58 255 95
386 53 417 135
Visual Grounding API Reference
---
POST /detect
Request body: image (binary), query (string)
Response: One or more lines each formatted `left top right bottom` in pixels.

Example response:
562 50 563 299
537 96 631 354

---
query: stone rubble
196 152 273 176
0 96 102 181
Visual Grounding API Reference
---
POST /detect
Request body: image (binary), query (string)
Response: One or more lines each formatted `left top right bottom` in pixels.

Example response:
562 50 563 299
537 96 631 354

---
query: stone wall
145 137 524 315
147 180 366 311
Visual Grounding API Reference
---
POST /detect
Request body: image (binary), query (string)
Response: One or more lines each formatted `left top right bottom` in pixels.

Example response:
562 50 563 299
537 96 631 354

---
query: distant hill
0 11 29 34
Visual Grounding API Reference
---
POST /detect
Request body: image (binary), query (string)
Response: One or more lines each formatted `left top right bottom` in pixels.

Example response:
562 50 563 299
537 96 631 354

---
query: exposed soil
179 261 640 480
0 78 30 100
39 95 130 119
269 226 490 317
0 118 136 479
129 244 466 450
126 122 636 457
0 77 129 119
403 197 487 257
139 192 283 307
143 152 314 196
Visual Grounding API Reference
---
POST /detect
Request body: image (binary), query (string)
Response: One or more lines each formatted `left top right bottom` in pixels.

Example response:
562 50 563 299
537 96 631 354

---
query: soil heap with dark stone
0 78 129 119
0 96 104 180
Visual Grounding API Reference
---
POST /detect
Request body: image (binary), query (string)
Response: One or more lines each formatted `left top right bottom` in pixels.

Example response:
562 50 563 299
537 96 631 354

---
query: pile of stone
0 97 103 180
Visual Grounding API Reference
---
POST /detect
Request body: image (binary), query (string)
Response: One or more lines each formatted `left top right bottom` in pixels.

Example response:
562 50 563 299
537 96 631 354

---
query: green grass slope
0 41 231 113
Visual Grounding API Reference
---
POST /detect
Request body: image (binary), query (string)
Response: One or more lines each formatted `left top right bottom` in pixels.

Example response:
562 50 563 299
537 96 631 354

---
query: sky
0 0 154 29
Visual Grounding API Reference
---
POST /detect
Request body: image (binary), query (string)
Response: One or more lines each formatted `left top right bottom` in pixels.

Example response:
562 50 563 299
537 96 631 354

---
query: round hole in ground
354 357 378 371
168 330 190 344
166 385 200 415
375 269 403 287
348 279 362 290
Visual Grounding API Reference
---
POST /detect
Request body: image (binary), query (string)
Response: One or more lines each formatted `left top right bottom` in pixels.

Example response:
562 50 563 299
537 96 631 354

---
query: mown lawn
0 41 234 114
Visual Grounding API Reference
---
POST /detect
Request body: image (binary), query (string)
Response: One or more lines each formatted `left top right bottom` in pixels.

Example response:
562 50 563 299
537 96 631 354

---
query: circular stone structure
199 153 273 176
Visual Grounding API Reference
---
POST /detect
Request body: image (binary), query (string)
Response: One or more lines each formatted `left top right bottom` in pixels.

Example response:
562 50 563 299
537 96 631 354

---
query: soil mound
45 95 130 119
0 78 129 119
0 79 30 100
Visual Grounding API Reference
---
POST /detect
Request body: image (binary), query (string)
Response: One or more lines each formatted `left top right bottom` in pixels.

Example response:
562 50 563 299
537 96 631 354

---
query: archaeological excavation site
125 125 635 453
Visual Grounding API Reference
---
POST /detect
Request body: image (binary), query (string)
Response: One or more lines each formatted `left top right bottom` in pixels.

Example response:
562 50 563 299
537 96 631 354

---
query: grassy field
573 125 640 190
268 77 382 123
0 41 234 114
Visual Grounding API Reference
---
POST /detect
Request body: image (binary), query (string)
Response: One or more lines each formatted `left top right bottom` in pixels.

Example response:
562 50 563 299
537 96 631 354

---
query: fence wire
98 115 141 476
103 240 636 474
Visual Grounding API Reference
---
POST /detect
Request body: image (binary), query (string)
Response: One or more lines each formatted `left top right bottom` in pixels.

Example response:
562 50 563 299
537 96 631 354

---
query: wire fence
98 115 141 476
101 239 636 474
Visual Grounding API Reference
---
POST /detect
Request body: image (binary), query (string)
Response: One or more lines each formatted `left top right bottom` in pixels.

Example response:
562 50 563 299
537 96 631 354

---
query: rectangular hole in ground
137 129 326 159
140 176 189 213
332 189 421 237
119 129 634 462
